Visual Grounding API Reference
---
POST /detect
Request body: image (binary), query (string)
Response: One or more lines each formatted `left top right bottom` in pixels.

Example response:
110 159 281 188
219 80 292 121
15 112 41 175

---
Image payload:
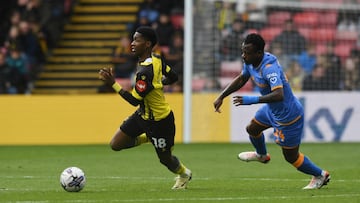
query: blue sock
249 133 267 155
294 154 322 176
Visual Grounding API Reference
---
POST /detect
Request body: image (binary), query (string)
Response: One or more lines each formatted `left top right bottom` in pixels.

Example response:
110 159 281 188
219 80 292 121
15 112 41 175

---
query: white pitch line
6 194 359 203
1 176 360 183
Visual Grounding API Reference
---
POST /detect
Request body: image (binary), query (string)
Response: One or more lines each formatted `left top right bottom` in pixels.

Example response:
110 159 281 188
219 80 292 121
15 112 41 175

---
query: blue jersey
242 52 303 124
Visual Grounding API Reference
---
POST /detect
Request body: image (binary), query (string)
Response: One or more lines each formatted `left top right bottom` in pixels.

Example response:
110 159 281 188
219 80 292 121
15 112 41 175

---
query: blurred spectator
111 36 137 78
0 52 11 94
285 60 304 92
322 42 343 90
163 32 184 92
337 11 357 32
217 1 236 32
130 15 152 37
22 0 42 23
237 0 266 30
271 19 307 61
153 13 175 47
4 26 22 52
268 42 288 71
220 18 246 61
343 49 360 90
6 47 29 94
302 63 328 91
138 0 160 24
163 32 183 67
297 44 317 75
18 20 45 82
0 1 18 45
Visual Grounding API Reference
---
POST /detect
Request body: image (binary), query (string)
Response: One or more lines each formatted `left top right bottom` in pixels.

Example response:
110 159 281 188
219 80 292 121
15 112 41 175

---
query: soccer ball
60 166 86 192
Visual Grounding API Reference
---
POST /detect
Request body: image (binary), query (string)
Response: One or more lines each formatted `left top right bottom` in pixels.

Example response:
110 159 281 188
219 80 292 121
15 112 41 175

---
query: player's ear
146 41 152 49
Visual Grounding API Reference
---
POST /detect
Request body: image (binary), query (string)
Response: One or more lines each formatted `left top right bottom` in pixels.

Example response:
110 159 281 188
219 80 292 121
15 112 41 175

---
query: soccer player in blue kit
213 33 330 189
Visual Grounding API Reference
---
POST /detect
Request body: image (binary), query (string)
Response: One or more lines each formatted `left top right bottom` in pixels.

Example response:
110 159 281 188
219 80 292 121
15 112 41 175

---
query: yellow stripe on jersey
275 115 302 126
131 55 171 121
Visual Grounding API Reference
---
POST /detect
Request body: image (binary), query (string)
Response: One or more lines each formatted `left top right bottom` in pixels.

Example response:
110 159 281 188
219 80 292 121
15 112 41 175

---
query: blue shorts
254 105 304 148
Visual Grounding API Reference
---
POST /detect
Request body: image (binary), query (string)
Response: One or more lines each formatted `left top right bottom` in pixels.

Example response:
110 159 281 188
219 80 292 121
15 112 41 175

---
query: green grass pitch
1 143 359 203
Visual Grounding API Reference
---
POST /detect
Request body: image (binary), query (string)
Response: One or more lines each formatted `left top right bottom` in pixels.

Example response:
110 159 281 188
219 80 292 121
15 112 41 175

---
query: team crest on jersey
266 72 278 84
136 80 147 92
270 77 277 84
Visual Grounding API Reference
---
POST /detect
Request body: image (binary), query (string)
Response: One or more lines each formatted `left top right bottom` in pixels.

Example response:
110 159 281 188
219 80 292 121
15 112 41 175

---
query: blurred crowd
217 1 360 92
2 0 359 94
0 0 74 94
109 0 185 93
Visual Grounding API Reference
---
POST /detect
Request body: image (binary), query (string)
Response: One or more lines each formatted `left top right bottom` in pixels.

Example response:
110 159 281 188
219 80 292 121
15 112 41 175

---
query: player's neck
253 54 264 68
138 52 152 62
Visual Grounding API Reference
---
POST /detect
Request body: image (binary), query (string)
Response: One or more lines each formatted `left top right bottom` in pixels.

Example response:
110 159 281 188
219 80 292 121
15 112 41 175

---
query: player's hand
213 98 223 113
233 95 259 105
233 96 244 106
98 67 115 86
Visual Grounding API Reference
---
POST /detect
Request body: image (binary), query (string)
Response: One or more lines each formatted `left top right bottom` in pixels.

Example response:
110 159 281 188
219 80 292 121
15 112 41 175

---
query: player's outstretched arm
214 74 249 112
98 68 141 106
233 88 284 106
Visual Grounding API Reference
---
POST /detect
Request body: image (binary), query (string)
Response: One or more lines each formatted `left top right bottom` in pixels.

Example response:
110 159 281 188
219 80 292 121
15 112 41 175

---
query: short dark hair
244 33 265 52
136 26 158 47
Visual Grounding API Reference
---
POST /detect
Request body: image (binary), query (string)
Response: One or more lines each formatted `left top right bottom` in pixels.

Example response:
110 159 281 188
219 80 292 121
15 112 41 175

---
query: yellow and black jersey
129 54 177 121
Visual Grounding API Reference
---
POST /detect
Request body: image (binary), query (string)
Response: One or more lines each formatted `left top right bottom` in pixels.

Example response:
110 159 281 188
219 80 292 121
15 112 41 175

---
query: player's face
131 32 150 58
241 43 261 66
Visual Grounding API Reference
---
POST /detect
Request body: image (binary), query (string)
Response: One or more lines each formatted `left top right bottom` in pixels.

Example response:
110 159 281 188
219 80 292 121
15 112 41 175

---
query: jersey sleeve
161 63 178 85
262 63 283 91
132 68 154 99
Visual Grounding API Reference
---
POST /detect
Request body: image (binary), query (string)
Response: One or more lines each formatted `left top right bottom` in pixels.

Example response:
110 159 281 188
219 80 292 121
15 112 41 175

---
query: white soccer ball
60 166 86 192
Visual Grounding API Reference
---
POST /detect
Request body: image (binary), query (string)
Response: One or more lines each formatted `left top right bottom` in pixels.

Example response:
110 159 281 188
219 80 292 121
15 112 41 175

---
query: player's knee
283 153 298 164
109 140 123 151
246 125 258 137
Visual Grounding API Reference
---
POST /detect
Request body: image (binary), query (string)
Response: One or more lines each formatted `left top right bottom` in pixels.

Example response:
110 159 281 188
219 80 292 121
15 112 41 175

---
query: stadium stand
32 0 142 94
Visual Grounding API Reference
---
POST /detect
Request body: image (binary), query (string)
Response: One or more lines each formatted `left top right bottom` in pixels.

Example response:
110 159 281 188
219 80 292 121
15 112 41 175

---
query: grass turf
0 143 359 203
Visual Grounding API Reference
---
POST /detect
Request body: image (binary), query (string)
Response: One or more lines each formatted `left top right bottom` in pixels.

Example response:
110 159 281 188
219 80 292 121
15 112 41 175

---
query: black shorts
120 111 175 152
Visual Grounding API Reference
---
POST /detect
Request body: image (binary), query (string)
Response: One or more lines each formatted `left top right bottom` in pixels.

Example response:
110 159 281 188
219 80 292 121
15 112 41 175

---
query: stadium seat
293 12 319 28
267 11 292 26
170 14 184 29
220 60 242 77
298 27 312 40
315 43 327 55
334 43 355 62
259 27 282 43
335 30 358 44
309 28 335 43
192 78 206 92
318 11 338 28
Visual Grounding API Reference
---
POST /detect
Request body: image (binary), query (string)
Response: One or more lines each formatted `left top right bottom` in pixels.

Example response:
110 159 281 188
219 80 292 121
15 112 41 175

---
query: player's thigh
247 105 272 135
148 111 176 157
110 128 134 150
111 113 144 149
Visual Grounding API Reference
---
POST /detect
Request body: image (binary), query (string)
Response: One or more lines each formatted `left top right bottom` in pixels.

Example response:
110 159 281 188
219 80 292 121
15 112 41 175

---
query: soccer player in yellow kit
99 26 192 189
